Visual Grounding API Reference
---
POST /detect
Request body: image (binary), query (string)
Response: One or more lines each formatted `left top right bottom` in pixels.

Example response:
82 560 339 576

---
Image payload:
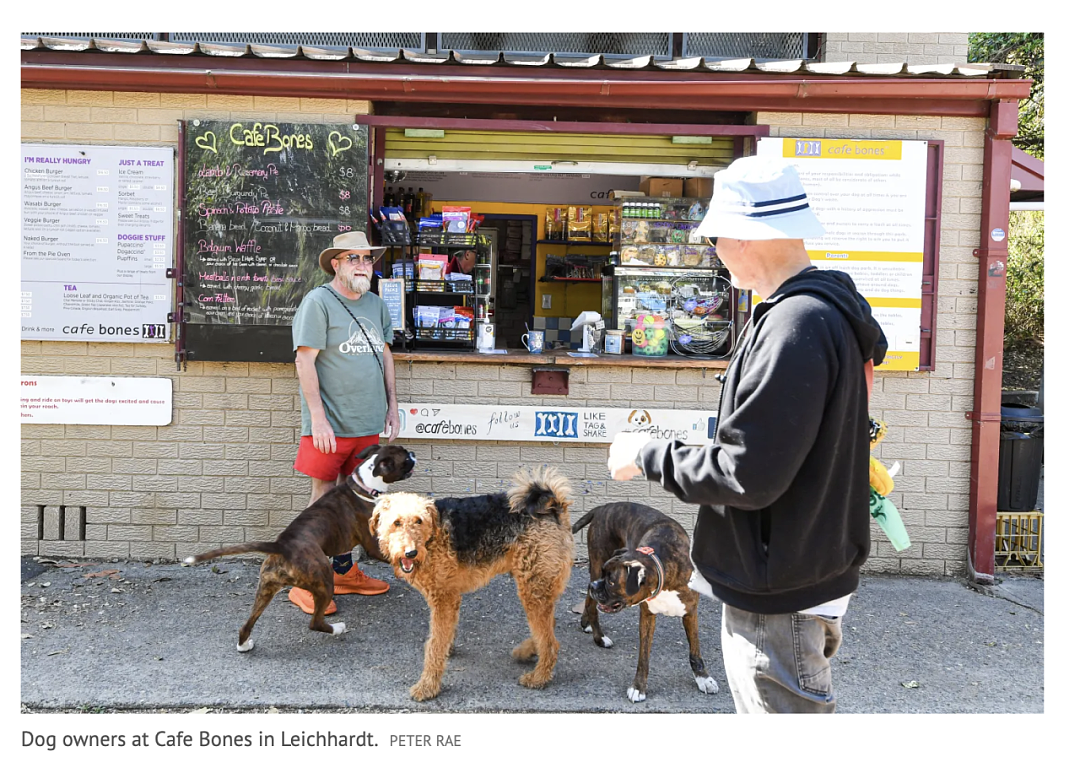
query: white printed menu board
757 138 928 371
21 144 175 342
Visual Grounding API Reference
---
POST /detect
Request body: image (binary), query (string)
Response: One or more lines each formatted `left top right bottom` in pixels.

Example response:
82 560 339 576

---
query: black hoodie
639 268 888 614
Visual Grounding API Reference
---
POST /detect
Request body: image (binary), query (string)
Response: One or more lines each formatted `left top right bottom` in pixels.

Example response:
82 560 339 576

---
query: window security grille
24 32 155 40
438 33 672 59
685 33 808 60
168 32 423 49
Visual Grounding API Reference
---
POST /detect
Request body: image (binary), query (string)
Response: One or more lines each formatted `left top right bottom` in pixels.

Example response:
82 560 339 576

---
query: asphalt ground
20 554 1043 714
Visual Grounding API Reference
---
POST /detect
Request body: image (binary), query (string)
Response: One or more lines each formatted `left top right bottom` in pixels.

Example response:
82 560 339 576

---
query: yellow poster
758 138 928 371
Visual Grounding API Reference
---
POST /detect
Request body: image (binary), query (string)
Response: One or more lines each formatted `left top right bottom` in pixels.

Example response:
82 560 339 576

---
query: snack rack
601 197 735 358
382 231 494 351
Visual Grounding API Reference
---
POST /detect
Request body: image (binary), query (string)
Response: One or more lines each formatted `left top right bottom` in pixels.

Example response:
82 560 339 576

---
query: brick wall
822 33 970 65
22 88 985 576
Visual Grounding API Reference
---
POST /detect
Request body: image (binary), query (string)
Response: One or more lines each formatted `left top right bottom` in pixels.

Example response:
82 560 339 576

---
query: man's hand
311 417 337 455
608 431 652 481
384 406 400 442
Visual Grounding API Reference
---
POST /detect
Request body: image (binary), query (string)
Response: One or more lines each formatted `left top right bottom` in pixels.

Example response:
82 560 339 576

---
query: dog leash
636 546 665 602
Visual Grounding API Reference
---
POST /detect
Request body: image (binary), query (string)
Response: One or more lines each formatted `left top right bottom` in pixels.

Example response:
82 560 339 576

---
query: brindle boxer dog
573 501 720 703
185 444 415 652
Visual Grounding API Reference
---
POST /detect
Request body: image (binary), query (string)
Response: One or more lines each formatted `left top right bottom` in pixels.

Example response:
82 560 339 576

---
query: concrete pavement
21 554 1043 714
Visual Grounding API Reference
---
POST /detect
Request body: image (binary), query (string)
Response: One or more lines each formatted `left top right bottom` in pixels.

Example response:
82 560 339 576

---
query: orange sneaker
334 565 389 595
287 586 337 615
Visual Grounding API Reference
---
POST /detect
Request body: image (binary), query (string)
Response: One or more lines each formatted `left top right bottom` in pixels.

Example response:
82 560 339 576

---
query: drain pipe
967 99 1019 584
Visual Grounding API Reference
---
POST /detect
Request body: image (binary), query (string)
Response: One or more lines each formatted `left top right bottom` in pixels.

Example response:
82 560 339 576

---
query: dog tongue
402 559 414 573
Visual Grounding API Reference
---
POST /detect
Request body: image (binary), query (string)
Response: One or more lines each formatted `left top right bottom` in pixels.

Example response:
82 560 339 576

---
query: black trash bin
997 403 1044 512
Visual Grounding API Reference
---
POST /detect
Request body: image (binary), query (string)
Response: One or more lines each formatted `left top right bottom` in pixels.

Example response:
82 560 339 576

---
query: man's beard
338 271 370 295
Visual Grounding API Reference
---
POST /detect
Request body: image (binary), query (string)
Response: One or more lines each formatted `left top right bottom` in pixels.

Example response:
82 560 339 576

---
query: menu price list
20 144 175 342
183 121 369 326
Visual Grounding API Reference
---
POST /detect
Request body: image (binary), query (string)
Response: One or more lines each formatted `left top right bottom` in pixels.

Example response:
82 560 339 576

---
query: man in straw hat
288 231 398 614
607 156 887 713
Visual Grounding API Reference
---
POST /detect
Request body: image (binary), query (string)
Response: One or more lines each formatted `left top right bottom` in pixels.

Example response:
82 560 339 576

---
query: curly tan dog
371 467 574 701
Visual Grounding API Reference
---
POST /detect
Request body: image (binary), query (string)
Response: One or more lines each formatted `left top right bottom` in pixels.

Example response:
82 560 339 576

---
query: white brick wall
822 33 970 65
22 88 983 576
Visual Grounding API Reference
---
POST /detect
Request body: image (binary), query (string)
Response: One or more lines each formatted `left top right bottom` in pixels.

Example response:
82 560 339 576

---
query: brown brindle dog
371 467 574 701
574 501 720 703
185 444 415 652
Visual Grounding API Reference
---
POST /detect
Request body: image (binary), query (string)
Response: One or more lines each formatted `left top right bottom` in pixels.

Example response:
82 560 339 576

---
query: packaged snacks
418 259 444 281
632 220 650 244
636 245 658 266
682 247 703 267
567 205 593 241
442 206 471 233
592 211 610 243
545 207 568 240
621 217 636 240
648 221 672 243
620 246 640 264
663 245 682 267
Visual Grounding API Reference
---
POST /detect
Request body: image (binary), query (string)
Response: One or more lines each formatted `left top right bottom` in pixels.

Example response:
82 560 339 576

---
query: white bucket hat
695 156 826 241
318 231 387 275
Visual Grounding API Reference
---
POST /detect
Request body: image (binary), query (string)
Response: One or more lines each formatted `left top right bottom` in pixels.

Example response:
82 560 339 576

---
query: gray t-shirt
292 285 394 437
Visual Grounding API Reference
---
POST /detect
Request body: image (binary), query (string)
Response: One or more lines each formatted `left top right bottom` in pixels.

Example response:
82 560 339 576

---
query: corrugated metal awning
19 35 1024 78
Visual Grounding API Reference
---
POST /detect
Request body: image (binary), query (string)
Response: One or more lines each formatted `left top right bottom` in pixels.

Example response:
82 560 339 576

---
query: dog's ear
624 561 645 595
369 502 383 539
357 444 381 463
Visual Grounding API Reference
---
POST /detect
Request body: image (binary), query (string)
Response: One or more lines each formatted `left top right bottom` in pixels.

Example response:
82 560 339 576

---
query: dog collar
348 473 379 502
636 546 664 602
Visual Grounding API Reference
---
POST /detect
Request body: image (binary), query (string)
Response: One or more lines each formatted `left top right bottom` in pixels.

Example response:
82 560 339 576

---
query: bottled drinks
404 187 415 220
417 187 426 219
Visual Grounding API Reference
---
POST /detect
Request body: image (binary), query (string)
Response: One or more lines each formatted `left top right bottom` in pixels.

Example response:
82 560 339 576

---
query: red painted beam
968 99 1019 583
21 61 1030 117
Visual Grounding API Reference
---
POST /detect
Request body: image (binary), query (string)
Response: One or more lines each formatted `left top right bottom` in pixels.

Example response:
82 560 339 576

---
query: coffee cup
521 330 545 354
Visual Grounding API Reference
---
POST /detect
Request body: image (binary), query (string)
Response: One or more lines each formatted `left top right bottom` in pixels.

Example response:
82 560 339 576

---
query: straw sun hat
317 231 387 275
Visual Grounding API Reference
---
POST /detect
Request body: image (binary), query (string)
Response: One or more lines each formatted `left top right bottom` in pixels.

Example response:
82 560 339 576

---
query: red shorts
294 433 380 482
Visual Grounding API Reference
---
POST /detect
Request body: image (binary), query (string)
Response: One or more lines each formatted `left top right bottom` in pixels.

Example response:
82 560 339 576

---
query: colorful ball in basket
632 313 669 356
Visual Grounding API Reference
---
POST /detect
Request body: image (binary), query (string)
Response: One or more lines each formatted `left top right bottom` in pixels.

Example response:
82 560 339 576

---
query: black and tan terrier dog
185 444 416 652
371 467 574 701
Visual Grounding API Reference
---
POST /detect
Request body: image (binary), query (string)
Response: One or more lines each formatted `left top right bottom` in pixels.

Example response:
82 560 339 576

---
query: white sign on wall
20 376 173 426
21 144 175 343
397 403 716 444
757 137 928 371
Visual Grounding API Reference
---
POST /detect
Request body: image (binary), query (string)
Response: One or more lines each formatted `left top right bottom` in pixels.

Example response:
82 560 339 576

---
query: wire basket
670 318 732 357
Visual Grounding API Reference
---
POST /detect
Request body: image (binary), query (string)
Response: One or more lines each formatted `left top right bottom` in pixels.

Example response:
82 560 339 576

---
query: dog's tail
571 507 597 534
507 466 573 522
184 542 283 565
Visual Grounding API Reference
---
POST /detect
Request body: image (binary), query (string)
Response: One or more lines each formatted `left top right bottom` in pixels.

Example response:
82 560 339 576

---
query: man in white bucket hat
288 231 397 615
608 156 887 712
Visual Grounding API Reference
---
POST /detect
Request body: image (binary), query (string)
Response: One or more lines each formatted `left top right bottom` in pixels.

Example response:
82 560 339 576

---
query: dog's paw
627 686 647 703
599 635 613 648
331 622 347 636
518 671 552 690
410 680 441 702
237 639 254 653
697 675 720 694
582 624 592 633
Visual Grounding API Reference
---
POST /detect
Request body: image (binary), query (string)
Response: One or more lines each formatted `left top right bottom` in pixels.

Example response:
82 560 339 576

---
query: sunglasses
339 253 375 265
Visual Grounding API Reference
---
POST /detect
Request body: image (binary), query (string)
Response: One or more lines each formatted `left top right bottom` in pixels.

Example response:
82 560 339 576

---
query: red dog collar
636 546 664 602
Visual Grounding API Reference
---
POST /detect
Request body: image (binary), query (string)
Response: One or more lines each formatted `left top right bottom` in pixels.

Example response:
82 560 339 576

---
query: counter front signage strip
179 120 369 362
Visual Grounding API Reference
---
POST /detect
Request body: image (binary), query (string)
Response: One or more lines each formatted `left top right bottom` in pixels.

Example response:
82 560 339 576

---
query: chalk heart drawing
195 131 218 154
328 131 353 156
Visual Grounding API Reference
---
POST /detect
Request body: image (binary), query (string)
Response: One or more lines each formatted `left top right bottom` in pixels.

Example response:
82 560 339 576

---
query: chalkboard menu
181 120 369 361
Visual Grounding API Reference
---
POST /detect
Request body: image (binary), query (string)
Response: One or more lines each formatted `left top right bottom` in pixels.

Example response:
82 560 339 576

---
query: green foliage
969 33 1043 159
1004 211 1044 349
